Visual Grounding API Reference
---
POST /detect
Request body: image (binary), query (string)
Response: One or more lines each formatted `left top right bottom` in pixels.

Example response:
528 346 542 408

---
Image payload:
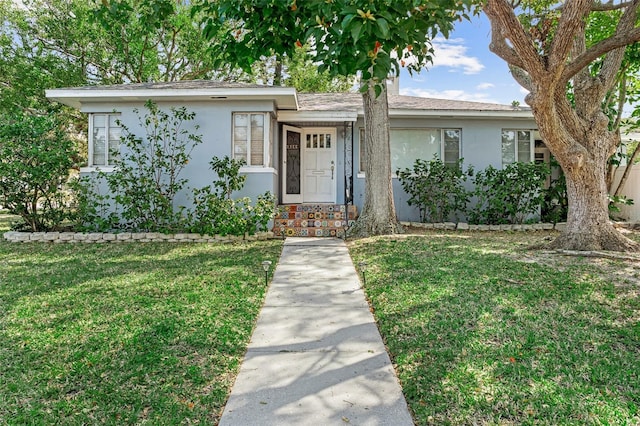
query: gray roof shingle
297 93 521 112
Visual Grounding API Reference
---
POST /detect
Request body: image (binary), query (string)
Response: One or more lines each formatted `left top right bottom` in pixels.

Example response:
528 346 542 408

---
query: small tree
396 158 471 223
0 114 77 231
105 100 202 232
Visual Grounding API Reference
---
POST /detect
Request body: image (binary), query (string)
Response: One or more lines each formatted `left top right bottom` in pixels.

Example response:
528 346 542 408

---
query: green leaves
396 157 470 223
0 114 78 231
198 0 478 86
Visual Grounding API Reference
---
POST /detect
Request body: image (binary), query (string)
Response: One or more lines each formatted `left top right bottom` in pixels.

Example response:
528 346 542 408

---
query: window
89 113 121 167
502 129 534 166
233 112 271 167
359 128 461 173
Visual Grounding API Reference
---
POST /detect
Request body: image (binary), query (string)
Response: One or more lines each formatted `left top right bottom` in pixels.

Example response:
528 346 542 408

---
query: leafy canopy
198 0 478 94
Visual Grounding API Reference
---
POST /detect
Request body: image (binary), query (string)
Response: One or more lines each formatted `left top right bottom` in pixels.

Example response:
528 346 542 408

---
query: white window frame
86 113 121 172
232 112 271 168
358 127 462 176
501 129 535 166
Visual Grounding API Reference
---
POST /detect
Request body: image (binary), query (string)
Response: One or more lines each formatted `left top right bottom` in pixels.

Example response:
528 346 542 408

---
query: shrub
0 114 78 231
396 157 471 222
189 156 276 236
105 100 201 232
541 159 568 224
469 162 549 225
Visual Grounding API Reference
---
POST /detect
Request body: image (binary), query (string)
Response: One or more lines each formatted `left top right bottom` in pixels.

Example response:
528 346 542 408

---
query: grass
0 215 283 424
350 231 640 425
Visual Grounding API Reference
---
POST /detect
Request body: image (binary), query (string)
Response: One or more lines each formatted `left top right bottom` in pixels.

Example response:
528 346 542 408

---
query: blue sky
399 14 529 106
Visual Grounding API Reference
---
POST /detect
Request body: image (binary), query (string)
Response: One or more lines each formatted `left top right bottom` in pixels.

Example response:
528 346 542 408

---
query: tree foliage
0 115 78 231
484 0 640 251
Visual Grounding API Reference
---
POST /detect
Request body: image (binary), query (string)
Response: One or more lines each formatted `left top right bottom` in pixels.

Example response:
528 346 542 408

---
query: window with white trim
233 112 271 167
359 128 461 173
501 129 534 166
89 113 121 167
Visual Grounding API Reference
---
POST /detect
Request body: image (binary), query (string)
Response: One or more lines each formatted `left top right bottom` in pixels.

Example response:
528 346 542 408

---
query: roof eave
277 110 358 122
45 87 299 110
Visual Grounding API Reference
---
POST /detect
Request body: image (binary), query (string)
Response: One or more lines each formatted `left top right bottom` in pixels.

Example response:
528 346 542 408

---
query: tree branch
561 27 640 83
549 0 591 69
484 0 546 79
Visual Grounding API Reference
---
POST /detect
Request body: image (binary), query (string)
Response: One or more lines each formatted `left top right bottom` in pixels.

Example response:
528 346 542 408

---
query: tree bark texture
484 0 640 251
349 82 402 237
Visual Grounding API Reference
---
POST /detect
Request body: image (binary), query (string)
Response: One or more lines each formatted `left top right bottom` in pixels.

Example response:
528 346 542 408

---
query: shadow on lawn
0 239 283 424
351 235 640 424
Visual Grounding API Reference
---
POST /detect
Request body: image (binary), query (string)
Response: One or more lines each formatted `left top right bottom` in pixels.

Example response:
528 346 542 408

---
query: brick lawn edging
2 231 276 243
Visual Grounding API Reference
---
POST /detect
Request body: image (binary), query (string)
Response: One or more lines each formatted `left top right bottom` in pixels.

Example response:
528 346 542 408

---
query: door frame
281 126 338 204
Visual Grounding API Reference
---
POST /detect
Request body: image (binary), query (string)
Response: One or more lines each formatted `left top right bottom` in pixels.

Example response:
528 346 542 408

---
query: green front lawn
350 232 640 425
0 222 282 424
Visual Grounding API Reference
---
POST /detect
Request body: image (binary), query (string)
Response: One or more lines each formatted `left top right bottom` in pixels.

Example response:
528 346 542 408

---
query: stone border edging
401 221 563 231
2 231 276 243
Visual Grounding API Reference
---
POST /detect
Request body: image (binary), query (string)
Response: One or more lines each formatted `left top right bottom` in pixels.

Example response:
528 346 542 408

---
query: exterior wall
613 166 640 222
352 116 538 222
80 100 279 209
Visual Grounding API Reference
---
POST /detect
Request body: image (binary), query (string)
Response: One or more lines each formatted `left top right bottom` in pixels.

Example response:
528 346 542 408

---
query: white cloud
400 87 499 104
430 37 484 75
476 82 495 90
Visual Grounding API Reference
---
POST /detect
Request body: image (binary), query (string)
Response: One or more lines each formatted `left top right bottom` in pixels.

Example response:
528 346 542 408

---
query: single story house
46 80 543 235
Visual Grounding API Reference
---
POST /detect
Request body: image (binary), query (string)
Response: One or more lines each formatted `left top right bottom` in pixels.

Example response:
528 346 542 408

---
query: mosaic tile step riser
273 228 347 238
277 204 357 220
274 219 356 228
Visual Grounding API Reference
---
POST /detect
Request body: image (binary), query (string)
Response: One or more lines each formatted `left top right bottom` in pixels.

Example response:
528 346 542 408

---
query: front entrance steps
273 204 358 238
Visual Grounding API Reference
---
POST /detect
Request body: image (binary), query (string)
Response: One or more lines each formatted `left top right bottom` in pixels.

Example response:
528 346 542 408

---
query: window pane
501 130 516 166
390 129 440 171
326 134 331 149
93 115 105 128
234 140 247 162
108 125 120 165
235 113 248 127
250 113 263 127
443 129 460 166
251 137 264 166
250 114 264 166
517 131 531 162
93 127 106 166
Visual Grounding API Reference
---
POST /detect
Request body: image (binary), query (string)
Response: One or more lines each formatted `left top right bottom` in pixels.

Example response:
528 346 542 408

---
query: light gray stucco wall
80 100 279 211
352 116 539 222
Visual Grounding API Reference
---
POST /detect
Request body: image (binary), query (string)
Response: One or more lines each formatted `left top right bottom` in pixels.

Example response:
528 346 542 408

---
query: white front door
302 128 337 203
281 126 337 204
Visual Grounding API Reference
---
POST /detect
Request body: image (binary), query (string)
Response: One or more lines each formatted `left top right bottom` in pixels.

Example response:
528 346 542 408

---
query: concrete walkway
219 237 414 426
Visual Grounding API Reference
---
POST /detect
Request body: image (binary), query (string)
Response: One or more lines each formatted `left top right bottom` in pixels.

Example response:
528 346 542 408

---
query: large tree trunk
533 98 639 251
349 81 402 237
550 150 637 251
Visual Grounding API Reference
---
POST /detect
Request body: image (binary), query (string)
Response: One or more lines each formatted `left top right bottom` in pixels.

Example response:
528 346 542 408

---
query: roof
46 80 299 110
298 93 521 112
46 80 532 119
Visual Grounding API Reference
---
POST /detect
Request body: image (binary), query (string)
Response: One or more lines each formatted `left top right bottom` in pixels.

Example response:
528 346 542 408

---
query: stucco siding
80 100 280 211
352 117 538 222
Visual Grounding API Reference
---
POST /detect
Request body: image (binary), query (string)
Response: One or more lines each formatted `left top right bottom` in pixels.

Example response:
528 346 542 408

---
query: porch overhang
277 110 358 123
